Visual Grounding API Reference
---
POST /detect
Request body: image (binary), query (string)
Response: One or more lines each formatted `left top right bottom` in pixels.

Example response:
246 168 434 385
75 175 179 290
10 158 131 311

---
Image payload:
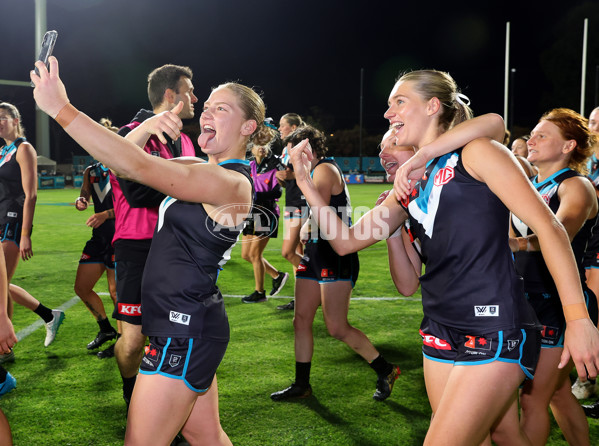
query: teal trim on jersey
414 152 458 215
531 167 571 188
218 159 250 166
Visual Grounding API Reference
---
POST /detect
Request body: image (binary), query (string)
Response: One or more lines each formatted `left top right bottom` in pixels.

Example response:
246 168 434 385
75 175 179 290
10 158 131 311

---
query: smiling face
0 107 18 142
379 129 415 182
526 120 573 167
278 118 296 139
198 87 255 158
383 80 434 148
173 76 198 119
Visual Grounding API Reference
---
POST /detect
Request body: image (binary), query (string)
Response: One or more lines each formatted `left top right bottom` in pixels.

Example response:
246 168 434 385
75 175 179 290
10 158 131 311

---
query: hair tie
264 117 277 130
455 93 471 107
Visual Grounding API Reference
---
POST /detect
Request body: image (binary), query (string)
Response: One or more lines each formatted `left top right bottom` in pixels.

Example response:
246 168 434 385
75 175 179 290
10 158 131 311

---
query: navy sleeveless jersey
87 163 114 239
512 168 597 294
400 149 537 332
0 137 26 224
313 158 353 231
140 160 252 339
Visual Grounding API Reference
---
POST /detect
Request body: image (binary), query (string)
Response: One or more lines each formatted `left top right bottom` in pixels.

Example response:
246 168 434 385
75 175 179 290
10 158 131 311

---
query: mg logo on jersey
118 303 141 316
170 311 191 326
419 329 451 350
433 166 455 186
541 194 550 204
474 305 499 317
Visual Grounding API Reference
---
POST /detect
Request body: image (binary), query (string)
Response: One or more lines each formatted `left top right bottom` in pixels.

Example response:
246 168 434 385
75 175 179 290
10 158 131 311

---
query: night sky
2 0 599 162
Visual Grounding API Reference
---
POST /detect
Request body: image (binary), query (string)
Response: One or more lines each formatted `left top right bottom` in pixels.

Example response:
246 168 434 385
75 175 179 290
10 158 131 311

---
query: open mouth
198 124 216 148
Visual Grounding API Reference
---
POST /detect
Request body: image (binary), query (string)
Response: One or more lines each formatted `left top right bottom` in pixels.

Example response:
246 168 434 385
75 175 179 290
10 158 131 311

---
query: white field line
16 293 420 341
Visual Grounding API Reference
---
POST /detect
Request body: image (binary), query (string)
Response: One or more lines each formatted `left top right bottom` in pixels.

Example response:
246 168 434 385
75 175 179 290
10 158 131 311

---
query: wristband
563 303 590 322
55 103 79 128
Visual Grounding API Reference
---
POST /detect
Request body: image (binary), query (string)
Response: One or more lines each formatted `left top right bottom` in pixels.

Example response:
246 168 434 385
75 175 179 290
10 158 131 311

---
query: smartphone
31 30 58 84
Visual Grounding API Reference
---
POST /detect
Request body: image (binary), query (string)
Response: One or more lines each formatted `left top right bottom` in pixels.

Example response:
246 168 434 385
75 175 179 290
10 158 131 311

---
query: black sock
369 354 392 376
295 361 311 387
97 317 115 333
122 375 137 402
34 303 54 323
0 367 6 382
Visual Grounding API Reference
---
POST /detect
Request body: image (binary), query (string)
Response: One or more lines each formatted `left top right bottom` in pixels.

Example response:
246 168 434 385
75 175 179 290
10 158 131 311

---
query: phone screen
33 30 58 78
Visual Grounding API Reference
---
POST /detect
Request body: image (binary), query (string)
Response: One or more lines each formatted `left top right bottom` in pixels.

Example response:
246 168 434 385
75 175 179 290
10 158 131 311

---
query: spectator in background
109 64 197 407
275 113 308 311
0 102 64 361
241 134 289 303
73 118 119 359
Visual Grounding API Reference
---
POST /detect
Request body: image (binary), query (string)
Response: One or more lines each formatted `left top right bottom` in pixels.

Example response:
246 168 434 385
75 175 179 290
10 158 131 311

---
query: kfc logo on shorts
433 167 455 186
297 263 307 272
419 329 451 350
170 311 191 326
464 335 492 351
118 303 141 316
474 305 499 317
80 253 90 261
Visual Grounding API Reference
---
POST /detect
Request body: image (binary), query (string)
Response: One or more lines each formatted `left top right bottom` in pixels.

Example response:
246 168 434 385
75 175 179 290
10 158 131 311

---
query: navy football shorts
79 234 115 269
139 336 228 392
419 316 541 380
296 239 359 286
113 240 150 325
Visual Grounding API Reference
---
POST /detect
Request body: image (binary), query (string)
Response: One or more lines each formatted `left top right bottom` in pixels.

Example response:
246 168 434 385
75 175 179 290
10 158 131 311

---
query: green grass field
2 185 598 445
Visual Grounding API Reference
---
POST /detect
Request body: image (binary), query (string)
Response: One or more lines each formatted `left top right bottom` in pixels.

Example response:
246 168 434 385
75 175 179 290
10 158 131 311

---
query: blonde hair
215 83 274 146
397 70 473 132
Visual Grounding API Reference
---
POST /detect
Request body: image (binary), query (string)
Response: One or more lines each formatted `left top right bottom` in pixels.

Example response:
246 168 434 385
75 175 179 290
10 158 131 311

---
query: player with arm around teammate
290 70 599 445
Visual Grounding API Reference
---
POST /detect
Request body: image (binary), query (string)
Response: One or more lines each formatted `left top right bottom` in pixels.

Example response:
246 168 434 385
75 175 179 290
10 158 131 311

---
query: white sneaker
44 309 65 347
572 377 596 400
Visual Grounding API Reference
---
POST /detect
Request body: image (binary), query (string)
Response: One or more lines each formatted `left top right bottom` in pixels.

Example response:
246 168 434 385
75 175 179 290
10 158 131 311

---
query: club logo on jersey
507 339 520 351
169 354 182 368
419 329 451 350
170 311 191 326
118 303 141 316
142 344 161 368
433 166 455 186
474 305 499 317
464 335 492 351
